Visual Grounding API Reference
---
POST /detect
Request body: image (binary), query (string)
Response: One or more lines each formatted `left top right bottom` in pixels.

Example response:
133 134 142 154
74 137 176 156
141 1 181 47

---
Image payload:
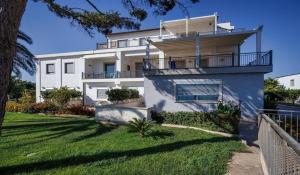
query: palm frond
12 31 36 77
17 30 33 44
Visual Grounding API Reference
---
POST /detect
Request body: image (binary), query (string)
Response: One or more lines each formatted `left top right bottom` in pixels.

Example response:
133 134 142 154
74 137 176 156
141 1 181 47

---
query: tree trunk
0 0 28 135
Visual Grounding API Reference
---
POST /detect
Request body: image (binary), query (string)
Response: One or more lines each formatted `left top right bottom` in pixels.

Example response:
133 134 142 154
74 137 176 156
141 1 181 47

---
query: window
97 89 108 99
290 79 295 87
46 64 55 74
104 63 116 78
176 84 220 102
117 40 127 48
65 62 74 74
139 38 147 46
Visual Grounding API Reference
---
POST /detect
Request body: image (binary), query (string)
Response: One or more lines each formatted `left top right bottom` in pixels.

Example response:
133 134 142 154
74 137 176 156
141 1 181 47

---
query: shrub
106 89 139 102
19 89 35 104
57 105 95 117
6 101 21 112
5 101 32 113
31 102 58 113
41 87 81 108
128 118 153 137
152 102 241 134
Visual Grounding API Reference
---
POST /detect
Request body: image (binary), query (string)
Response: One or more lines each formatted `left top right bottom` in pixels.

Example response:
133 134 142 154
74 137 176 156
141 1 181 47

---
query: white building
276 73 300 89
36 13 273 121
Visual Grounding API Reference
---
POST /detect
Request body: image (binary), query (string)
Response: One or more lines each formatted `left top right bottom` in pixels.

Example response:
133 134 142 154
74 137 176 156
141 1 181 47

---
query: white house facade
36 13 273 121
276 73 300 89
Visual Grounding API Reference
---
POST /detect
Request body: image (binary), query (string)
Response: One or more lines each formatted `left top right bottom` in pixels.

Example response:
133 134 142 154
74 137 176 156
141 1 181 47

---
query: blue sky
20 0 300 82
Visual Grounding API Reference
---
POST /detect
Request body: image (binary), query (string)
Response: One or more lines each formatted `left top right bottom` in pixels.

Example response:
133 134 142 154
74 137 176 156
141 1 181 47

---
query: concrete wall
36 56 84 102
84 81 144 106
144 73 264 121
95 105 152 123
277 74 300 89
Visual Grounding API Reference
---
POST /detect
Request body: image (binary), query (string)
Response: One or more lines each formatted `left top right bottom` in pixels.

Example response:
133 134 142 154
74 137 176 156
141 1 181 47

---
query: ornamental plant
41 87 81 109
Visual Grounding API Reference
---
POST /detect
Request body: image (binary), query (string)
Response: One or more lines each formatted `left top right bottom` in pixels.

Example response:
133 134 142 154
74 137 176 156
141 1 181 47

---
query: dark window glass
176 84 220 102
46 64 55 74
65 62 74 74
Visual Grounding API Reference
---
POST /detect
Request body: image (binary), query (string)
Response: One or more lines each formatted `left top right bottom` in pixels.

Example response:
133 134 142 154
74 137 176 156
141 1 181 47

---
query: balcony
82 70 144 80
143 51 273 75
96 38 147 50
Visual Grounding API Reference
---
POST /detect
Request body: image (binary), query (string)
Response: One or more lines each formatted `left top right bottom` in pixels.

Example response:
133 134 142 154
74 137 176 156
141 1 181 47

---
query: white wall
144 73 264 121
277 74 300 89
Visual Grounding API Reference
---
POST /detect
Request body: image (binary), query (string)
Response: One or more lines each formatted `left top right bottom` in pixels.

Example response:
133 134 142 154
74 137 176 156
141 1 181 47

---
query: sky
20 0 300 82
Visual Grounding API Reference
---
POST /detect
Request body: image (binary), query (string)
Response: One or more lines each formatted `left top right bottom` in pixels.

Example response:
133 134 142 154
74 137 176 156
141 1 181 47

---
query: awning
150 30 255 53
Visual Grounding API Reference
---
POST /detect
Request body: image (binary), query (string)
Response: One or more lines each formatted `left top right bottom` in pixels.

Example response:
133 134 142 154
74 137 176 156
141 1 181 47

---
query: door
104 63 115 78
135 62 143 78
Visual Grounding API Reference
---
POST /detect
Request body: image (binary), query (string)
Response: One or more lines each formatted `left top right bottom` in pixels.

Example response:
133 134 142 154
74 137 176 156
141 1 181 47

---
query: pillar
195 33 201 68
158 51 165 69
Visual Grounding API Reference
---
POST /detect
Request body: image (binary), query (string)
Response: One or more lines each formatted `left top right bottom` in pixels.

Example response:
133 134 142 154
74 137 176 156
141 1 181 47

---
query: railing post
231 53 235 67
269 50 273 65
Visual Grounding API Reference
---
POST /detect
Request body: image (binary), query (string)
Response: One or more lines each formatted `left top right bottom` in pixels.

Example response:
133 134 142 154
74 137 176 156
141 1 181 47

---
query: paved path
226 120 264 175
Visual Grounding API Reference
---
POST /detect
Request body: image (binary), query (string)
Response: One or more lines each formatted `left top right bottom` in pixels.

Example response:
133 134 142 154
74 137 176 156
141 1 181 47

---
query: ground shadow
147 130 174 139
0 137 238 174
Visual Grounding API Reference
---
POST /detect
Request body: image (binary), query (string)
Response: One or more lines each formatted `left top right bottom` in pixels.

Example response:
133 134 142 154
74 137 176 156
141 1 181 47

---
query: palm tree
13 31 36 78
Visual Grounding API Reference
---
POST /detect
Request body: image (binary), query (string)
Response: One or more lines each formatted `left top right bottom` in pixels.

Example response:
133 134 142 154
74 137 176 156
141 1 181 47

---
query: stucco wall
277 74 300 89
84 81 144 106
144 73 264 121
95 105 151 123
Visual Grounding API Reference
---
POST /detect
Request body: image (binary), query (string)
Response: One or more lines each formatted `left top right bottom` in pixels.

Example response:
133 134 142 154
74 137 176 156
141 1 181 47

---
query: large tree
0 0 199 135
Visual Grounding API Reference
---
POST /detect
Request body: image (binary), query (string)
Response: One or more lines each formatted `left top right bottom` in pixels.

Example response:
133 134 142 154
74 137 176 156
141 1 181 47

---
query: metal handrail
259 113 300 155
143 51 273 70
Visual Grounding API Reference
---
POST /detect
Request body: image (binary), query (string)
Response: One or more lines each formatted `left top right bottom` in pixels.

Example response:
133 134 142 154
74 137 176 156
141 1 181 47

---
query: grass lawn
0 112 245 175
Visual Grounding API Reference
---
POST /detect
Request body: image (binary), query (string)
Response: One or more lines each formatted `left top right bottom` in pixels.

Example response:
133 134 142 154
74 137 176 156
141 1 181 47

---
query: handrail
143 51 272 70
259 113 300 155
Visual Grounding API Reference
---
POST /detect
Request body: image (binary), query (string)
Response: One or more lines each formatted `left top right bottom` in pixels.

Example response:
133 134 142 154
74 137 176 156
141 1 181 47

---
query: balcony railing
143 51 272 70
82 70 144 79
96 38 147 50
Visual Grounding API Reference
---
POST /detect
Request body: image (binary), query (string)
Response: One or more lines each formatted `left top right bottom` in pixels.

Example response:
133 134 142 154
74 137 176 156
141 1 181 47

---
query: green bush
41 87 81 108
106 89 139 102
152 102 241 134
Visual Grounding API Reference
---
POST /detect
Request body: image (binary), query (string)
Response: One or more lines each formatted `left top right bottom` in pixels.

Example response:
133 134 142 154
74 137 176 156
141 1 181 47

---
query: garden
0 112 245 175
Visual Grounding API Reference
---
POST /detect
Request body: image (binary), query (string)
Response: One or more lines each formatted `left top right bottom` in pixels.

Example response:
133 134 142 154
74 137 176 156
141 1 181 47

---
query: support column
185 16 189 37
144 42 151 70
195 33 201 68
256 26 263 53
158 51 165 69
116 51 123 77
160 20 163 38
35 60 41 102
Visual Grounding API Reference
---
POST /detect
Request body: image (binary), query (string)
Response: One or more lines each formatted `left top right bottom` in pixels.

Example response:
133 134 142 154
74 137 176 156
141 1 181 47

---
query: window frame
174 82 222 103
64 62 75 74
46 63 55 74
117 39 128 48
290 79 295 87
139 38 147 46
96 88 108 99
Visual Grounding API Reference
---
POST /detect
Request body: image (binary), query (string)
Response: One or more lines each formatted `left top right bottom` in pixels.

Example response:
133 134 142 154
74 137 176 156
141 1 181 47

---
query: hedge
152 105 241 134
106 89 139 102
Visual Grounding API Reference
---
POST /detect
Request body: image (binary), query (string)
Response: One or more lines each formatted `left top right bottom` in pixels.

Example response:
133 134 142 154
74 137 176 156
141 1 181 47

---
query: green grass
0 112 245 175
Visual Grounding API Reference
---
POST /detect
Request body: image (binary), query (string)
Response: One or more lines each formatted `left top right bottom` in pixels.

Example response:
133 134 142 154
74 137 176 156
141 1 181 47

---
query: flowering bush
57 105 95 117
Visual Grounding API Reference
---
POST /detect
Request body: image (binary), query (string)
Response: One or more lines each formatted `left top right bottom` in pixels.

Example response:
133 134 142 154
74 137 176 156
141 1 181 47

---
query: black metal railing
82 70 144 79
143 51 272 70
96 39 147 50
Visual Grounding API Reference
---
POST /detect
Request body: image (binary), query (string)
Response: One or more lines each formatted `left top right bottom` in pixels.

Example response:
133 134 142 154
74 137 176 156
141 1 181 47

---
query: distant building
276 73 300 89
